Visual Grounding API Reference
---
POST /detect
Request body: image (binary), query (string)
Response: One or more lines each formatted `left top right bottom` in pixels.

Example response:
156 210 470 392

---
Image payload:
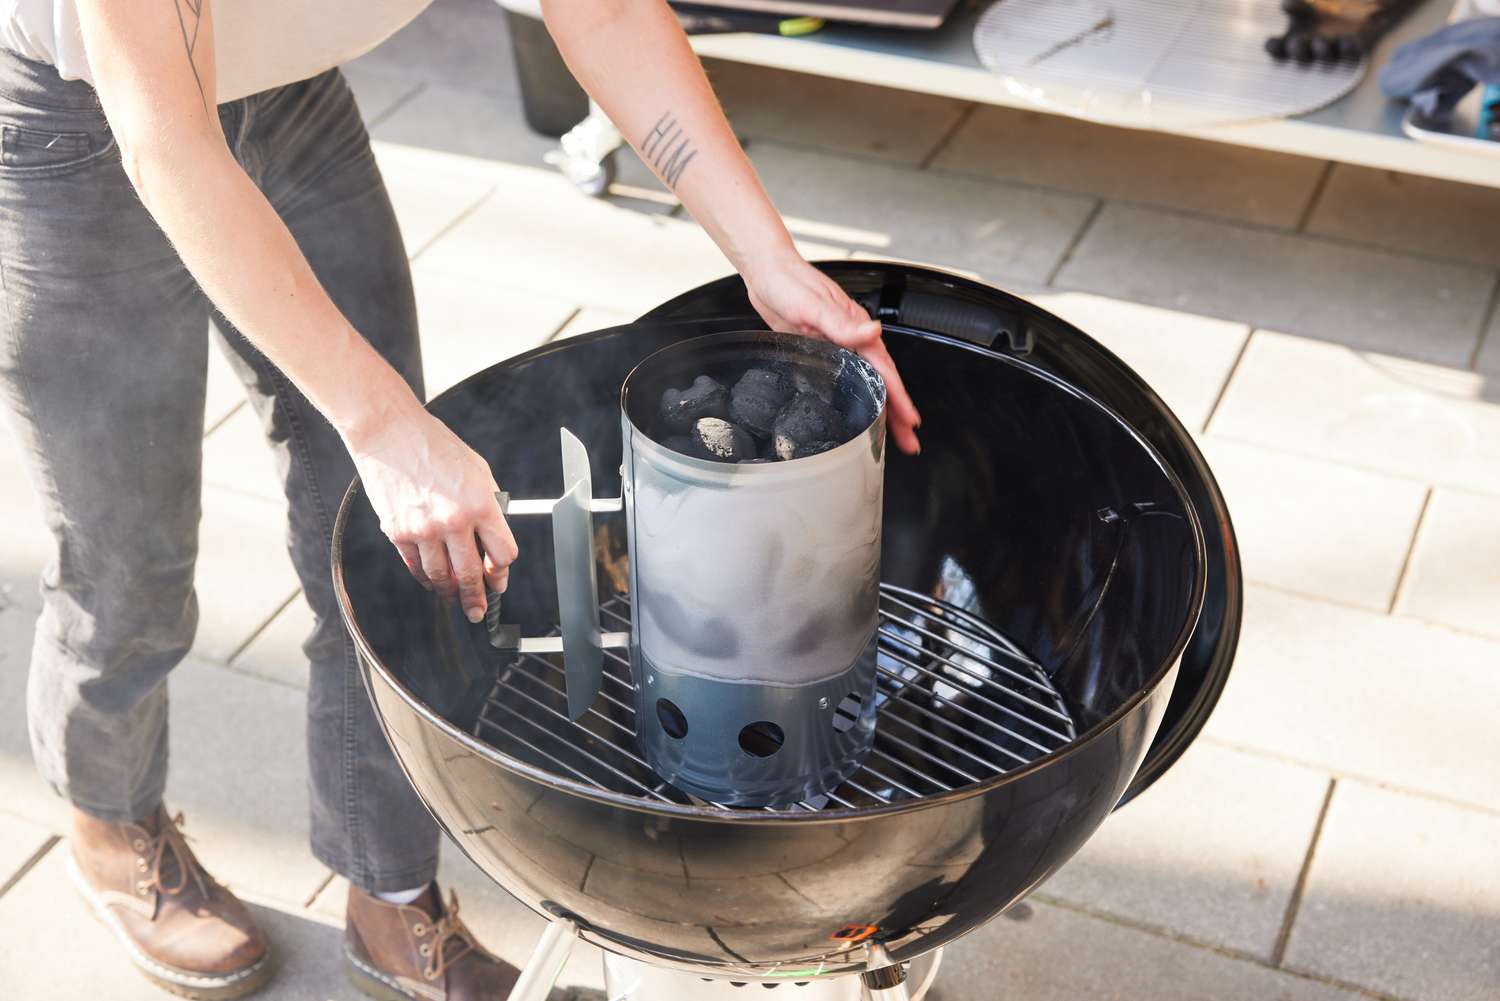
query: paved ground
2 2 1498 1000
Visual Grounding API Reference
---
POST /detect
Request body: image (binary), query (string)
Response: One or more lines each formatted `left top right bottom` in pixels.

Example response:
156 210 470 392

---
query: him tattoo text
642 111 697 188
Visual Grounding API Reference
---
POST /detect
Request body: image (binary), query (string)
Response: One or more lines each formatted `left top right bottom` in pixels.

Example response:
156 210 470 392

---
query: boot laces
141 811 210 900
423 890 476 982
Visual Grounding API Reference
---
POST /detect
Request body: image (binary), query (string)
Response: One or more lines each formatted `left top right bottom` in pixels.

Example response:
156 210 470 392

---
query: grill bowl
333 298 1207 980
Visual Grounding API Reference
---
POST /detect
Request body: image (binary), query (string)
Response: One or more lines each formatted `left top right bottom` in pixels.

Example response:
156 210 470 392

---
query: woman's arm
541 0 921 454
73 0 516 622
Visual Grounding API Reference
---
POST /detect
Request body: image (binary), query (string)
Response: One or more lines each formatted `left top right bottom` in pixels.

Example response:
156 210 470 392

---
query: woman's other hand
745 254 921 455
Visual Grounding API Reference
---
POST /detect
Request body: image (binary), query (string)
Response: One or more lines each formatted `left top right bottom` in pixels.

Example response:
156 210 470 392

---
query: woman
0 0 920 998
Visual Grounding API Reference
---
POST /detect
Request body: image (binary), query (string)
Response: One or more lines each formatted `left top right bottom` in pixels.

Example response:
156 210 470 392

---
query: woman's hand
744 254 921 455
343 400 519 623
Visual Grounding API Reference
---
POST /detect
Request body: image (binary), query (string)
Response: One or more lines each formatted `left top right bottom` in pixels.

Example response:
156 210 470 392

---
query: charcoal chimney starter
620 331 888 806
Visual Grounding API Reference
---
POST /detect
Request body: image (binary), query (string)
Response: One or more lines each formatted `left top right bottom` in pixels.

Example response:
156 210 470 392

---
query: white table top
692 0 1499 188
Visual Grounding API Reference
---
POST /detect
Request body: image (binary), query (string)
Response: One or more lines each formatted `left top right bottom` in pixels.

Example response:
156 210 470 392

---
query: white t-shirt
0 0 434 102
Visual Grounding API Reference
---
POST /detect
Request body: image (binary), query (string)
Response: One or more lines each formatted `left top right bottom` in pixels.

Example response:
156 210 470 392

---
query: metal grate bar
840 776 892 804
854 759 927 799
476 708 675 805
867 746 953 793
872 683 1024 771
878 590 1036 666
473 584 1077 813
534 651 633 720
599 601 631 630
474 715 603 788
479 695 675 804
866 723 983 785
815 787 860 810
876 643 1072 747
500 666 649 763
878 608 1073 721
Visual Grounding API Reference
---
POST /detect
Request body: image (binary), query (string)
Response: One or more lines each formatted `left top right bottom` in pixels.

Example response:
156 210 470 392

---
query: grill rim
331 321 1208 826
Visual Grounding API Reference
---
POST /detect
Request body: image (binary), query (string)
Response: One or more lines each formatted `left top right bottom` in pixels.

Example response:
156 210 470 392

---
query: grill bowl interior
334 315 1205 979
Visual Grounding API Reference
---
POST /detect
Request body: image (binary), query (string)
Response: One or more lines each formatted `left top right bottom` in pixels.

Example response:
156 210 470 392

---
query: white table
690 0 1499 189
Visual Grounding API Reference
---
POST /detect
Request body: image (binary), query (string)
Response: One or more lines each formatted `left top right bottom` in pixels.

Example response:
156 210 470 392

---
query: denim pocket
0 123 116 176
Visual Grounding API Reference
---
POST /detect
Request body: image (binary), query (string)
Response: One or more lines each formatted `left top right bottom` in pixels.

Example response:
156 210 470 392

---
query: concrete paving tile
1043 742 1329 960
1200 438 1429 611
1476 305 1499 377
339 62 424 127
344 0 516 98
1205 584 1500 812
1395 487 1500 639
202 404 284 504
205 343 245 433
417 160 844 315
937 898 1364 1001
1306 165 1500 268
748 141 1098 285
372 82 557 174
372 141 499 260
162 655 327 908
0 812 55 890
1030 291 1249 431
192 486 299 665
414 269 577 396
1284 782 1500 1001
0 606 69 832
1058 205 1494 367
553 306 634 341
934 105 1327 228
234 902 352 1001
848 249 980 280
372 83 673 217
702 58 971 166
0 422 49 612
1209 331 1500 495
230 593 314 691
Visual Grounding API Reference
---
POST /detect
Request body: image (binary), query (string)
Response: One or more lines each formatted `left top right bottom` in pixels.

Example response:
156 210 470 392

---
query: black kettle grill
332 263 1242 999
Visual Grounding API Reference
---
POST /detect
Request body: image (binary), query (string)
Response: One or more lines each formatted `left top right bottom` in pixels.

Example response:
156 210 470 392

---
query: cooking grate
473 584 1077 812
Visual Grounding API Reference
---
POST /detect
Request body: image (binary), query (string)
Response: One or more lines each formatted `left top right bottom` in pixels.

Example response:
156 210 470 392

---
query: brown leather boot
68 805 273 1000
345 883 520 1001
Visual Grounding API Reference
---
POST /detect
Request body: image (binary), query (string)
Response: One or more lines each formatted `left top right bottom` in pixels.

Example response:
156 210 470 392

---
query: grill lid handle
483 427 627 721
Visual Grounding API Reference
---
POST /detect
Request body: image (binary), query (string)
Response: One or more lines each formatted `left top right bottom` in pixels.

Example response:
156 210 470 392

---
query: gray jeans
0 49 440 893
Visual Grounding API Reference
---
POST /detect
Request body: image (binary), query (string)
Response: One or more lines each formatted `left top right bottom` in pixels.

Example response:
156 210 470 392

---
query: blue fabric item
1480 83 1500 137
1379 16 1500 119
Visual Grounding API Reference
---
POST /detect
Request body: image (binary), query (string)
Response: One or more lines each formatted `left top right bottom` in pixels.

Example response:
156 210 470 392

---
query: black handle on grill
859 289 1030 355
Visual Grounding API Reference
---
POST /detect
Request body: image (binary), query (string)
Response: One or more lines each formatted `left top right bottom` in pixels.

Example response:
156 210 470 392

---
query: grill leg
603 954 862 999
860 944 915 1001
506 918 579 1001
596 949 943 1000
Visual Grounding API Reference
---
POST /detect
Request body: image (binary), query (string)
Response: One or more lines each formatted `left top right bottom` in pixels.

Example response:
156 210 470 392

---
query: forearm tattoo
172 0 209 114
641 111 698 189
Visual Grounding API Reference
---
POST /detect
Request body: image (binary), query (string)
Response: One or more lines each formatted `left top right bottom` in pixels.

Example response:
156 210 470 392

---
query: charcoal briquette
693 417 757 462
662 434 698 457
791 368 836 404
793 439 841 459
728 368 794 437
658 375 729 433
772 392 841 460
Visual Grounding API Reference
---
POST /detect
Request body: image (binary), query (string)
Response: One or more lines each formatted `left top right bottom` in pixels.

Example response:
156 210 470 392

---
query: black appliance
332 262 1242 996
